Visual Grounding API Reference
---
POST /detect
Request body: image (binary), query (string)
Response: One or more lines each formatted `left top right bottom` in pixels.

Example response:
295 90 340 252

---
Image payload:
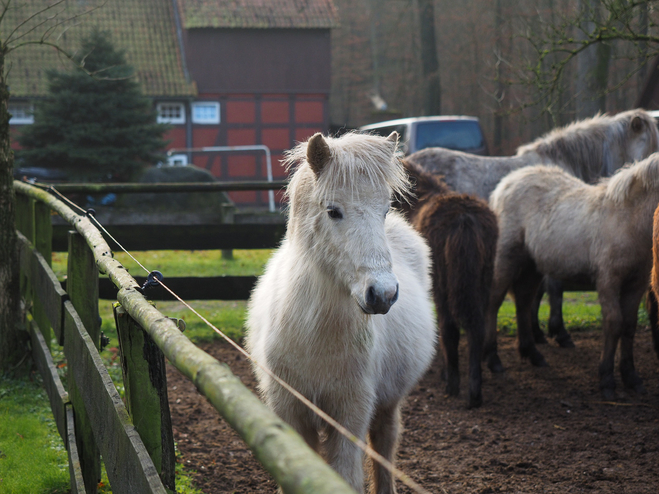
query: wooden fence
13 180 355 494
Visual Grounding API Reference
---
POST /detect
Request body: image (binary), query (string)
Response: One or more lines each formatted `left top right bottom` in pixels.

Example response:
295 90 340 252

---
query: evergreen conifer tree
17 28 168 181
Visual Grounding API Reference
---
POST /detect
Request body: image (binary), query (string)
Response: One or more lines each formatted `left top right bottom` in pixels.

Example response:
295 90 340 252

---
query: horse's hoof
467 392 483 409
622 372 646 394
555 334 575 348
601 387 616 401
445 381 460 397
529 350 549 367
487 354 505 374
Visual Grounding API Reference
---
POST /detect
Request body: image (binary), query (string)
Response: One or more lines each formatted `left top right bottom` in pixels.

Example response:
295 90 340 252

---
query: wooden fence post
67 230 101 493
32 201 53 347
114 304 176 492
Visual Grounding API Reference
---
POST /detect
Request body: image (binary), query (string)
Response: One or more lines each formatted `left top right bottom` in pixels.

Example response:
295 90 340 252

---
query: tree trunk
0 46 23 371
637 2 649 99
418 0 441 115
493 0 505 155
576 0 603 118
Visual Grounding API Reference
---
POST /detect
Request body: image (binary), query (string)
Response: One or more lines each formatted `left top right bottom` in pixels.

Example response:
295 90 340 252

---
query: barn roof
177 0 338 29
5 0 197 98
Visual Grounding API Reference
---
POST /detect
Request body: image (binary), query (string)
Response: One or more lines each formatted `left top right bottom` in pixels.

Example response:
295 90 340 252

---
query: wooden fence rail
14 180 354 494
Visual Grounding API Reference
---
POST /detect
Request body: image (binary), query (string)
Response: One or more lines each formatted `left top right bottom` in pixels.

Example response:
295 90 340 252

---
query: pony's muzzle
364 282 399 315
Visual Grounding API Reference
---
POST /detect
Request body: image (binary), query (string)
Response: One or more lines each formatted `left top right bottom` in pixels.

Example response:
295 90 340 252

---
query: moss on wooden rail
14 180 355 493
31 180 288 193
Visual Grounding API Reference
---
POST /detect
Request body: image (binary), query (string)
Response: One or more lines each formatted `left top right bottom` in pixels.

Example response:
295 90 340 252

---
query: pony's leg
647 289 659 359
484 245 528 373
512 267 548 367
269 390 321 452
531 279 548 344
483 279 509 374
368 404 401 494
546 277 574 348
597 284 623 400
438 308 461 398
325 411 369 493
619 286 647 394
464 310 484 409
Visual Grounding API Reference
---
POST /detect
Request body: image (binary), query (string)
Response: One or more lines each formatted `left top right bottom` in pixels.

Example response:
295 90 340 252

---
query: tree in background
17 28 168 182
1 1 101 371
519 0 658 119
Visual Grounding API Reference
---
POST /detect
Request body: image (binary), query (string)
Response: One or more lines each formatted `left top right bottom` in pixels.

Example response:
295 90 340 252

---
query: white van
360 115 489 156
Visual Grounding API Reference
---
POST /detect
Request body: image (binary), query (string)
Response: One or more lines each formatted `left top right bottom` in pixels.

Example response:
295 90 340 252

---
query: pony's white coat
486 154 659 395
245 132 436 493
407 109 659 200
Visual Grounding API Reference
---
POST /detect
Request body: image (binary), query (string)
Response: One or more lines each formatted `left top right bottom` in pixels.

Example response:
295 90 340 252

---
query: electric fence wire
35 181 434 494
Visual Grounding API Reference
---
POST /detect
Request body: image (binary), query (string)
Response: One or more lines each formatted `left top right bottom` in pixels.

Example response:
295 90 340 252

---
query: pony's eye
327 207 343 219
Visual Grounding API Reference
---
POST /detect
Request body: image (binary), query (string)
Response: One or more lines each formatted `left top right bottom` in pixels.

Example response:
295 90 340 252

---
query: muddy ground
167 326 659 493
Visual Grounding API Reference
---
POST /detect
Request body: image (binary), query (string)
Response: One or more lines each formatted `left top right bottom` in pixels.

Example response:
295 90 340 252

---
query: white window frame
156 102 186 124
167 154 188 166
191 101 221 124
9 102 34 124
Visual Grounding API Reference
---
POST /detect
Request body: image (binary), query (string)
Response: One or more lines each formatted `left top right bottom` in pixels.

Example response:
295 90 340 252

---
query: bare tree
418 0 441 114
0 0 99 372
521 0 658 116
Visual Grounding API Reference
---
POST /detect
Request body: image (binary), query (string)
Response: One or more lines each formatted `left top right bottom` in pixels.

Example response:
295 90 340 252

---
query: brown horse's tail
443 204 498 329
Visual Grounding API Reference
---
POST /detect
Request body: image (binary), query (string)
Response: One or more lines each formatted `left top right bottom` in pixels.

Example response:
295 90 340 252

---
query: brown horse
401 159 498 409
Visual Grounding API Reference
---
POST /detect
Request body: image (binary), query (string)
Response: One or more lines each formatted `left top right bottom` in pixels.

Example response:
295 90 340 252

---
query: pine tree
17 28 168 181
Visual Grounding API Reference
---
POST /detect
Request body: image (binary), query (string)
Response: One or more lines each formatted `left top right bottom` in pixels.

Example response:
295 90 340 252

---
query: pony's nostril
391 284 399 304
366 286 377 307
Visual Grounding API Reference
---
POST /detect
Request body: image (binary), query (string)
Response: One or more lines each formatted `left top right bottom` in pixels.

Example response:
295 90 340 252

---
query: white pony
484 154 659 399
245 132 436 493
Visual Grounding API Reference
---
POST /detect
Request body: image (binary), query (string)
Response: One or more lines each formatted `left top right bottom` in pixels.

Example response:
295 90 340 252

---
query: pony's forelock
283 131 410 202
605 153 659 203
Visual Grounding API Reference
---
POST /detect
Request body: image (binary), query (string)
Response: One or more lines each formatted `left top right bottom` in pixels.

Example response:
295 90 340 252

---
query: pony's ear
631 115 645 133
307 133 330 177
386 131 399 149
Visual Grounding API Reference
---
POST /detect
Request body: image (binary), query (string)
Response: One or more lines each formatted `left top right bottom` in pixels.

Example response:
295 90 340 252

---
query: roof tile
177 0 338 29
5 0 197 98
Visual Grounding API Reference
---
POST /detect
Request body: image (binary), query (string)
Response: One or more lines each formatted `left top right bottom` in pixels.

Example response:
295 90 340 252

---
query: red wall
171 92 328 208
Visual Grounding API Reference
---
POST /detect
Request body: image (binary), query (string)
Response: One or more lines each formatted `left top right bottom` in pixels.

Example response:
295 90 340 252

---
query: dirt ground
167 326 659 494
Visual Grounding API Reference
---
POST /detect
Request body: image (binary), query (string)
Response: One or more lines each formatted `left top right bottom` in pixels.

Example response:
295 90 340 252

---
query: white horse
245 132 436 493
484 154 659 399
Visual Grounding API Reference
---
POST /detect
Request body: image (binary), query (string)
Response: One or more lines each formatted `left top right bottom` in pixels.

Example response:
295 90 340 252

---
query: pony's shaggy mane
517 110 659 178
283 132 410 201
604 152 659 203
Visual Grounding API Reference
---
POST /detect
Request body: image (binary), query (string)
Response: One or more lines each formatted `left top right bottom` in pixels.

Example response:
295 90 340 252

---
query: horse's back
490 165 607 278
407 147 532 199
414 193 498 323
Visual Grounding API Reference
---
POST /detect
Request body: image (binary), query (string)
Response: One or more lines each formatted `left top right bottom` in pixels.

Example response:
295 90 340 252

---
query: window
157 102 185 124
167 154 188 166
192 101 220 124
9 102 34 124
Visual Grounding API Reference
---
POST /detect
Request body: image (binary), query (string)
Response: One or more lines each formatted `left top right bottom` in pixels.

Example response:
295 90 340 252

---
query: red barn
7 0 337 208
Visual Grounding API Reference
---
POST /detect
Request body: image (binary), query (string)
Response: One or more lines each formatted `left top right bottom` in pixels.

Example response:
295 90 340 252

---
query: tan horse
485 155 659 400
409 109 659 348
246 132 436 493
407 109 659 200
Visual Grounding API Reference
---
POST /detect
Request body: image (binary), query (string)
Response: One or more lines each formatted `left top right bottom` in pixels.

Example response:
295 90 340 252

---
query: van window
415 120 484 152
364 124 407 142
